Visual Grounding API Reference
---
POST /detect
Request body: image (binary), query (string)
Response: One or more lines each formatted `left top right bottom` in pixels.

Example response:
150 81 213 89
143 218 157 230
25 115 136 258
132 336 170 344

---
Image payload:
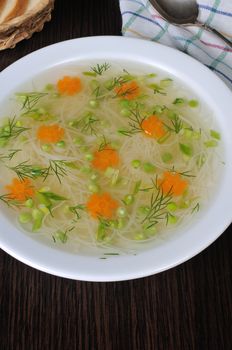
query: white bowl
0 36 231 281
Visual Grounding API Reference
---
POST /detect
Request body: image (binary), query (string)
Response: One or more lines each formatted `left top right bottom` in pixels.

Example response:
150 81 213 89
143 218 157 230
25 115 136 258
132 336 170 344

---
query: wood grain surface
0 1 231 349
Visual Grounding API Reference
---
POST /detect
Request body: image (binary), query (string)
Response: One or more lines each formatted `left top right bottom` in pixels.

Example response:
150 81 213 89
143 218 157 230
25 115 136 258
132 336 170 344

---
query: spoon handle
197 22 232 49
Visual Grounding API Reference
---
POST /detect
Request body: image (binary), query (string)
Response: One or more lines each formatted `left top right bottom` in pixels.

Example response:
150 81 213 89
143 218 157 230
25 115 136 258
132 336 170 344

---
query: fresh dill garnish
69 204 85 220
43 160 68 184
118 104 146 137
0 117 29 144
0 149 21 162
191 202 200 214
0 193 21 208
52 226 75 243
72 113 99 136
9 161 47 181
114 86 138 99
141 177 173 229
106 76 132 91
16 92 48 114
163 113 183 134
9 159 69 183
91 63 111 76
98 135 109 151
169 166 196 178
149 83 166 95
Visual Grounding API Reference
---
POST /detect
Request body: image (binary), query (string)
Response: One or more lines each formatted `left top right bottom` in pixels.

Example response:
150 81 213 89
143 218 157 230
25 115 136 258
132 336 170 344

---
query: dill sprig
72 113 99 136
114 86 138 99
0 117 29 144
91 63 111 76
118 104 146 137
9 161 47 181
0 193 21 208
16 92 48 114
43 160 68 184
191 202 200 214
163 114 183 134
69 204 85 220
170 166 196 178
9 159 69 183
141 178 173 229
97 217 112 241
98 135 109 151
0 149 21 162
107 76 132 91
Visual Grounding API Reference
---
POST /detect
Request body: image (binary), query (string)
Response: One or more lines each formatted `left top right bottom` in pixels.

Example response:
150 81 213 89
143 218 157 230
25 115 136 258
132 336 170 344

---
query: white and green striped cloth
120 0 232 88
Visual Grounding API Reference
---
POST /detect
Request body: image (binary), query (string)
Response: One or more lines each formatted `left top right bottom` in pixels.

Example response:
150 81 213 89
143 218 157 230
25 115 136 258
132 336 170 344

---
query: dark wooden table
0 1 231 349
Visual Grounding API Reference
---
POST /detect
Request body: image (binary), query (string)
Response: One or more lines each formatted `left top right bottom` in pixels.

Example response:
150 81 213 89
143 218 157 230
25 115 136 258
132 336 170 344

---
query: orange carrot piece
57 76 82 96
141 115 166 139
114 81 140 100
5 178 35 201
92 147 119 171
87 193 119 219
37 124 64 143
158 171 188 196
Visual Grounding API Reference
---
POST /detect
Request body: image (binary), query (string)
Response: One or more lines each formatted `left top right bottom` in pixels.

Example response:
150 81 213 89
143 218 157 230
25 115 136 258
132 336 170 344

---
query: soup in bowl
0 37 231 281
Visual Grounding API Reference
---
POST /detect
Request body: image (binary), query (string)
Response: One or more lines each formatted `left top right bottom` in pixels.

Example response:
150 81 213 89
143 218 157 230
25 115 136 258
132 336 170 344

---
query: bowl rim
0 36 232 282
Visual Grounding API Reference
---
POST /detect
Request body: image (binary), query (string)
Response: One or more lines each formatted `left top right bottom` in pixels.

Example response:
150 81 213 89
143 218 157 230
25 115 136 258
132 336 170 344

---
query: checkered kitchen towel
120 0 232 88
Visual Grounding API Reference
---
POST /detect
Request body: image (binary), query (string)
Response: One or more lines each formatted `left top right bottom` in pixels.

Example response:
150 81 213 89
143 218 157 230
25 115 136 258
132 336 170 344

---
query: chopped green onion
196 154 206 168
157 132 171 144
54 230 68 243
162 152 173 163
143 162 156 173
210 129 221 140
25 198 34 208
160 78 172 88
173 98 185 105
117 218 126 229
89 100 99 108
38 186 50 193
117 207 127 218
153 105 166 114
38 204 50 214
37 193 51 206
204 140 218 148
179 143 193 157
123 194 134 205
146 73 157 78
105 167 115 178
83 71 97 77
56 140 66 148
32 209 44 220
188 99 199 108
88 183 100 193
131 159 141 169
167 110 178 120
18 212 32 224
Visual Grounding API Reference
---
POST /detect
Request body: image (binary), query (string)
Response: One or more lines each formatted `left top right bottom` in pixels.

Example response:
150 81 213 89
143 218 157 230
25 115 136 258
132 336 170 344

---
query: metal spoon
150 0 232 48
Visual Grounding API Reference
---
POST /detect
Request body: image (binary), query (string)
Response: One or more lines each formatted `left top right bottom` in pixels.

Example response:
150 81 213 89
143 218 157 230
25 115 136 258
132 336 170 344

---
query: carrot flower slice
141 115 166 139
57 76 82 95
37 124 64 143
87 193 119 219
92 147 119 171
114 81 140 100
5 178 35 201
158 171 188 196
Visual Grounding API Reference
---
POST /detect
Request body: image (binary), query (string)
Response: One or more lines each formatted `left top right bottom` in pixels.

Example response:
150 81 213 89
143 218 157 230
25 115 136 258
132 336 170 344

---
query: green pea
89 100 99 108
120 108 131 117
162 153 173 163
85 153 94 161
167 214 178 224
124 194 134 205
143 162 156 173
41 144 51 152
188 99 199 108
167 202 178 211
117 207 127 218
56 140 66 148
88 183 100 193
25 198 34 208
131 159 141 169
